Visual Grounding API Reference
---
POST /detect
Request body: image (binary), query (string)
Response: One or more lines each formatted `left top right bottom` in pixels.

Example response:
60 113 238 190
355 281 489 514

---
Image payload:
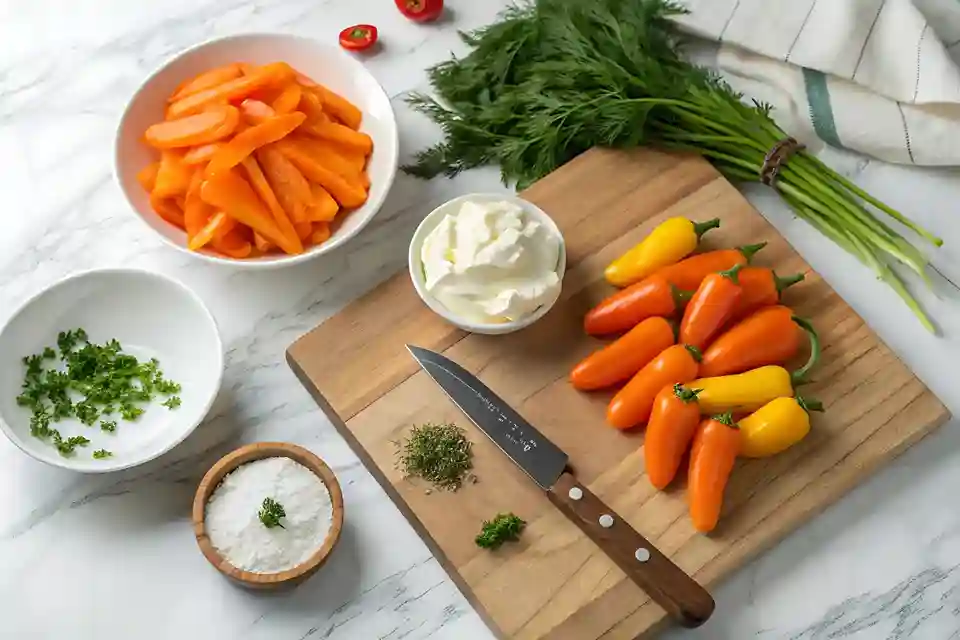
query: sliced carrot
310 222 331 245
200 169 302 255
189 211 236 251
239 157 303 253
300 120 373 156
183 142 223 165
256 146 314 224
150 192 185 228
295 222 313 241
212 226 253 259
298 89 328 125
205 112 306 177
272 83 303 114
153 151 193 198
314 84 362 130
275 141 367 208
239 99 277 125
239 62 258 76
253 232 273 253
167 62 295 119
145 105 240 149
308 182 340 222
184 170 214 239
292 136 366 172
294 70 318 88
169 63 243 103
281 136 367 187
137 162 160 192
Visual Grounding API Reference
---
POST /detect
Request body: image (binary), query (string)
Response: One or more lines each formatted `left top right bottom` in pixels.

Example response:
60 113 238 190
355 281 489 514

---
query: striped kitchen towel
675 0 960 165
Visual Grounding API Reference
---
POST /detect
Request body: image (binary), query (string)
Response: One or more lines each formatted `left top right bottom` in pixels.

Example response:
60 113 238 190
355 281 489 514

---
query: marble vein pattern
3 1 960 639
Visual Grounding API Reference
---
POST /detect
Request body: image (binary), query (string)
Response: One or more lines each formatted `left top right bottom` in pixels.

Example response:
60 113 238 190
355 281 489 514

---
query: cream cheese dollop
420 199 562 324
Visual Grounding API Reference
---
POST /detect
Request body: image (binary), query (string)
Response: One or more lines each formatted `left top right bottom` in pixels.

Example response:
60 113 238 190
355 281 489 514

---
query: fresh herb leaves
406 0 940 331
475 513 526 549
395 422 474 491
54 434 90 456
259 498 286 529
93 449 113 459
17 329 182 458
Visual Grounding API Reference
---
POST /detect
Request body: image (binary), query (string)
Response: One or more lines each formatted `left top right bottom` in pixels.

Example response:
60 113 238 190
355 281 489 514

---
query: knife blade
407 344 715 629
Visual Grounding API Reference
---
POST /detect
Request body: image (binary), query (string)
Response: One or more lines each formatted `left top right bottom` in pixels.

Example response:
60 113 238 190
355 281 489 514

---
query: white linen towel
676 0 960 165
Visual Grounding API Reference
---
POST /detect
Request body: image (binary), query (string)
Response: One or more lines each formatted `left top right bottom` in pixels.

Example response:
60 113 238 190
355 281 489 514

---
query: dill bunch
406 0 942 332
396 422 474 491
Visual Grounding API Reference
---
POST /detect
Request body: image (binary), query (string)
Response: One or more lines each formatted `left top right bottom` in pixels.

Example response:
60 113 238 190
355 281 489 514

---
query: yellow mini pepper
689 365 800 414
605 217 721 287
739 396 823 458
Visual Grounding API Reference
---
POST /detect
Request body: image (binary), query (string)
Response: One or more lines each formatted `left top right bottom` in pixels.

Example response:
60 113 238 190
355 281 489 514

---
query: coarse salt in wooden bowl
192 442 344 589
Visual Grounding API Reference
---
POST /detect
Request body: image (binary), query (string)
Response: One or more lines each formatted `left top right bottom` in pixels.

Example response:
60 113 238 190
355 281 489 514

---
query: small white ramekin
408 193 567 336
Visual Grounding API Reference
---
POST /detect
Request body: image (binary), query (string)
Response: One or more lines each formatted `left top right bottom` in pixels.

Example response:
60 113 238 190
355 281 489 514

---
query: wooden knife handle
547 471 714 628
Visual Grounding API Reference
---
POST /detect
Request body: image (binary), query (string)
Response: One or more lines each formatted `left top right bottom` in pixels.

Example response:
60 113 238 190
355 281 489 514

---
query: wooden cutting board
287 148 950 639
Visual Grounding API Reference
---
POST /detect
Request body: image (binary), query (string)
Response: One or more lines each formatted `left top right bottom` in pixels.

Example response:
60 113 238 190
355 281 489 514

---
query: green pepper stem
671 285 694 310
684 344 703 363
719 262 744 284
796 395 824 413
665 318 680 342
693 217 721 240
775 272 805 294
712 411 737 427
738 242 767 263
674 383 701 403
790 316 821 385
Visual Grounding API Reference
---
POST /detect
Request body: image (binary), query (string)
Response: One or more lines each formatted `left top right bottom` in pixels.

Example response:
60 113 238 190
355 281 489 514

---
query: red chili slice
339 24 378 52
395 0 444 22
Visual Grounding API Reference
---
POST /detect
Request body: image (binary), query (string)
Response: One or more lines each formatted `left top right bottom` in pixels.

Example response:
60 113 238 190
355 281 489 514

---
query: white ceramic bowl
0 269 223 473
115 33 399 268
408 193 567 335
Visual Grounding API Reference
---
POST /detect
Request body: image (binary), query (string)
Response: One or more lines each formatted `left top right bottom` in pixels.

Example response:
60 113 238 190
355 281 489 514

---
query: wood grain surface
286 148 950 639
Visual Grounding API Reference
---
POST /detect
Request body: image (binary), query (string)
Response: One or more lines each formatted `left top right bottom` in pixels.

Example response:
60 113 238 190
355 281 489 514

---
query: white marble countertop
4 1 960 638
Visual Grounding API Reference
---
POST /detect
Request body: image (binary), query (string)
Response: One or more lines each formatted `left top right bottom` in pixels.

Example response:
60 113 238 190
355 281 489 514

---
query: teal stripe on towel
802 68 844 149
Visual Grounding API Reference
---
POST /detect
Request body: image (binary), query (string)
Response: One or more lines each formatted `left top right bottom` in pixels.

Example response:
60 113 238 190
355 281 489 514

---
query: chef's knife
406 345 715 628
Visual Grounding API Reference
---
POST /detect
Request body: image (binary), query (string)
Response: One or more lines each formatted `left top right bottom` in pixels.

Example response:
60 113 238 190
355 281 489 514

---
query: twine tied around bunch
760 137 805 186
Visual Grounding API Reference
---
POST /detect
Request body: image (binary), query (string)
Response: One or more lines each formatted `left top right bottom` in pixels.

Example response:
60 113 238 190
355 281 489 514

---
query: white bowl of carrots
115 33 398 267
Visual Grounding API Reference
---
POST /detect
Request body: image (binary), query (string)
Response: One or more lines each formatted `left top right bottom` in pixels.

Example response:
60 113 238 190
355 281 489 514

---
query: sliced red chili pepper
339 24 378 52
395 0 444 22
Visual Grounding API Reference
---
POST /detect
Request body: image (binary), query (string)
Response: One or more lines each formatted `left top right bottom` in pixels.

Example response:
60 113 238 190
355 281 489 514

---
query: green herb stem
405 0 942 331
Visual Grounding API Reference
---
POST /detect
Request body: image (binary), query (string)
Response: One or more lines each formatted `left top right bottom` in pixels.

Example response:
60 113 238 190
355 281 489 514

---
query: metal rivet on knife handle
406 346 714 627
547 471 715 627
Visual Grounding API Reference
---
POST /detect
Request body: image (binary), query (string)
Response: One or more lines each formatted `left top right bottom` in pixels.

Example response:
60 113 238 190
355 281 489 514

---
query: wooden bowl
192 442 344 589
